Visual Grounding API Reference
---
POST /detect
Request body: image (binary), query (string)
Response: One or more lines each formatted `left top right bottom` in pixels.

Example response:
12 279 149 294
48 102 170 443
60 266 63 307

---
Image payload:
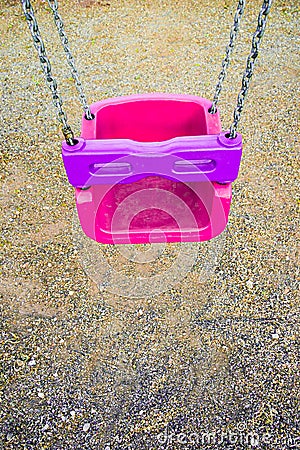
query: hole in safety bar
89 162 132 176
173 159 216 174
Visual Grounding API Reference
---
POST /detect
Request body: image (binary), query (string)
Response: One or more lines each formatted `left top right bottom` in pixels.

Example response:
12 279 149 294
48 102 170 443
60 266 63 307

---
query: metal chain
229 0 273 138
21 0 75 145
209 0 246 115
47 0 93 120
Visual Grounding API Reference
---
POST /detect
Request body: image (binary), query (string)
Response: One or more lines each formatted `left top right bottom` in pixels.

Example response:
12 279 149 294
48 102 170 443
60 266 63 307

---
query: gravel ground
0 0 299 449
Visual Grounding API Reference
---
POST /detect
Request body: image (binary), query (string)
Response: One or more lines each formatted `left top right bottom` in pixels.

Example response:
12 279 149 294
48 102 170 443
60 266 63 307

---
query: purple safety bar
62 132 242 187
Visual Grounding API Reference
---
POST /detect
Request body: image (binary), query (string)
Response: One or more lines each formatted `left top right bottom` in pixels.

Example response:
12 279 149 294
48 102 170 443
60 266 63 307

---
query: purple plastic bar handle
62 132 242 187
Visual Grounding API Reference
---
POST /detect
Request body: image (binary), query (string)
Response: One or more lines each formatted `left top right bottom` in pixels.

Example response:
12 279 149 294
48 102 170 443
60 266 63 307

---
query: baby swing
21 0 272 244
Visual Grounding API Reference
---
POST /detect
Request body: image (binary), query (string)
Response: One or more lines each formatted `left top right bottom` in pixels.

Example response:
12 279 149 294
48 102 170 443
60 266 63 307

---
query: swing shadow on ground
72 207 227 302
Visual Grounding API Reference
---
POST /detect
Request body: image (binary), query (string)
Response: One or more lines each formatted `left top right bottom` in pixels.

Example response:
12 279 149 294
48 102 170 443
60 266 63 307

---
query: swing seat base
62 94 242 244
75 177 232 244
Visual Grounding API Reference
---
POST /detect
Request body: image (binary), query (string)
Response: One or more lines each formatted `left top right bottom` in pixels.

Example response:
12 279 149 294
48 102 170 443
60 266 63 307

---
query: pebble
7 433 14 442
83 423 91 432
246 280 254 289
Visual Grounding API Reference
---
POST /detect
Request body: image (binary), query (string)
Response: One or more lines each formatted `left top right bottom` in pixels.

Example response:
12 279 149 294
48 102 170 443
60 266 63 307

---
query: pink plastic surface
66 94 242 244
81 93 221 140
75 179 231 244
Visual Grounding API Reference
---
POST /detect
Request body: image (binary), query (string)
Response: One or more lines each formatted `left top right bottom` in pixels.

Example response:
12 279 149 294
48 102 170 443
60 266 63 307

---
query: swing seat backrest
81 93 220 141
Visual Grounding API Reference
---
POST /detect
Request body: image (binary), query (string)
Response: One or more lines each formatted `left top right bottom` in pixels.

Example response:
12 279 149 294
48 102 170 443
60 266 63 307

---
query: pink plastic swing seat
62 94 242 244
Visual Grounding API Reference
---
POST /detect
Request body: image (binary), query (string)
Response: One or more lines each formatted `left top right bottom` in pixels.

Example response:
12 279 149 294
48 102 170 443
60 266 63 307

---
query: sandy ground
0 0 299 449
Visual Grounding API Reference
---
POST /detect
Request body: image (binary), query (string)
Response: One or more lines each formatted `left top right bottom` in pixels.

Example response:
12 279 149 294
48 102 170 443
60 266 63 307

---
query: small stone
28 359 36 366
41 424 49 431
7 433 14 442
70 411 76 419
69 290 74 296
37 392 45 399
83 423 90 432
246 280 254 289
272 333 279 339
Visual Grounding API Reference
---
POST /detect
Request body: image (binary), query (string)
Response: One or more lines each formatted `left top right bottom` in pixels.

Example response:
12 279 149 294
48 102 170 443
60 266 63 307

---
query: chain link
209 0 246 115
47 0 93 120
229 0 273 138
21 0 75 144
